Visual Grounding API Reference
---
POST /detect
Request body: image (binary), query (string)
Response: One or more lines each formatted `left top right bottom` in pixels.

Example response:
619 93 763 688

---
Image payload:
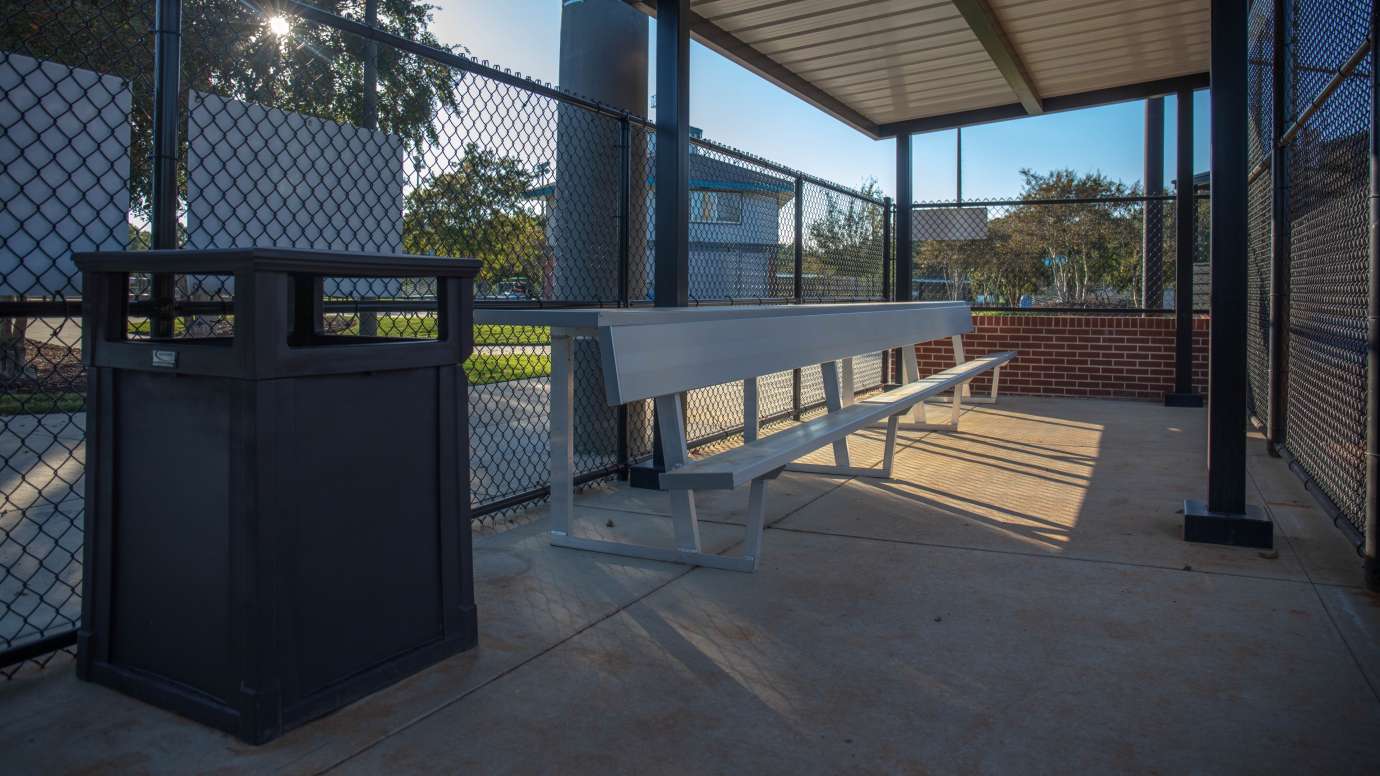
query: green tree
803 178 886 296
997 169 1143 306
403 144 548 292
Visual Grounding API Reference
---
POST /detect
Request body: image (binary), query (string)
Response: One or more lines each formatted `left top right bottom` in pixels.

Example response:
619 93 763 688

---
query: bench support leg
549 334 575 538
786 413 901 479
743 376 759 443
655 393 702 554
941 337 999 405
901 344 923 423
549 390 765 573
741 478 768 567
951 335 972 399
820 360 852 467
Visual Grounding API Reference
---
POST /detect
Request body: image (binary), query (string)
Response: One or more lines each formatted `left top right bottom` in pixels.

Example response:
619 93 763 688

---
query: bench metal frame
549 317 1015 571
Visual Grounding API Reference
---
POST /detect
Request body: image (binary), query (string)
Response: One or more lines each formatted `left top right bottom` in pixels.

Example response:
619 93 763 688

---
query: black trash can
72 247 480 744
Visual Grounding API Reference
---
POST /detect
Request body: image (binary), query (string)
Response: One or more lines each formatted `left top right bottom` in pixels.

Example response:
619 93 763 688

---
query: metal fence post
896 134 914 302
150 0 182 337
358 0 380 336
617 115 632 476
1365 0 1379 589
1267 0 1291 453
882 196 893 383
792 175 804 419
1167 89 1202 407
1143 97 1165 310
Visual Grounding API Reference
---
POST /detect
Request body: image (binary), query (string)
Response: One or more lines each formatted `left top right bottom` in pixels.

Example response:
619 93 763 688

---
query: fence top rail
278 0 884 209
914 194 1177 208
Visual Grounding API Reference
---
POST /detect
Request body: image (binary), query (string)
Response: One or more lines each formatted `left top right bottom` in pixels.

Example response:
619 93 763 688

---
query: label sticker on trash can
152 350 178 368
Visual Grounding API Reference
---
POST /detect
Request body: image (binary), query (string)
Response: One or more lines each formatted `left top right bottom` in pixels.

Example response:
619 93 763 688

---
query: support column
896 134 914 301
653 0 690 308
1167 90 1203 407
1184 0 1272 548
1143 97 1166 309
632 0 691 489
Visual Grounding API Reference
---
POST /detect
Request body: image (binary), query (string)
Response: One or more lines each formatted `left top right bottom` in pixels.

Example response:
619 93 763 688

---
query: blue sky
431 1 1210 202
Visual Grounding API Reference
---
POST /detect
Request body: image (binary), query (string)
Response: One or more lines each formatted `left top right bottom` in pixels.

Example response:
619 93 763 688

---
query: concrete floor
2 396 1377 774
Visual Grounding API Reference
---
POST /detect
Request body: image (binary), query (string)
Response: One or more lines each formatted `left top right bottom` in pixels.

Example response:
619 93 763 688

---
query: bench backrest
596 302 973 404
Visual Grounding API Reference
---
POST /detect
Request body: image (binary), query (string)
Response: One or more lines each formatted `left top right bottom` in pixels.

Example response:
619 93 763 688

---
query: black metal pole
792 175 804 418
653 0 690 308
882 196 893 382
1267 0 1291 453
956 128 962 205
896 134 914 301
150 0 182 338
363 0 378 129
1366 0 1379 589
1168 89 1203 407
1184 0 1270 548
358 0 380 337
1206 0 1248 515
617 115 632 477
793 176 804 301
643 0 690 484
1144 97 1166 310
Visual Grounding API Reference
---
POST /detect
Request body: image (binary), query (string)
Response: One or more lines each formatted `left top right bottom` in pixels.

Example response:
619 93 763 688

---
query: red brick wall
914 314 1210 401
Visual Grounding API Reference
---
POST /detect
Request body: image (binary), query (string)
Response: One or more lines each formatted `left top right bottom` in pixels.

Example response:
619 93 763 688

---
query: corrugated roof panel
630 0 1211 134
989 0 1209 97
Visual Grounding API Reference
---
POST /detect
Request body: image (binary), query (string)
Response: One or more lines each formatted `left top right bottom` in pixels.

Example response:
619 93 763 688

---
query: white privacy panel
185 91 405 297
0 51 131 297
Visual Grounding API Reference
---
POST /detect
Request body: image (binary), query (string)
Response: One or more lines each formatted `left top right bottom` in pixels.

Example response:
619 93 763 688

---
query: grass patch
130 317 550 346
464 353 550 385
474 324 549 346
0 392 86 415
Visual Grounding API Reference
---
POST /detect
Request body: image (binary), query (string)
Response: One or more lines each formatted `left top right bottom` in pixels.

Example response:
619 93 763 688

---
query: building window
690 190 742 224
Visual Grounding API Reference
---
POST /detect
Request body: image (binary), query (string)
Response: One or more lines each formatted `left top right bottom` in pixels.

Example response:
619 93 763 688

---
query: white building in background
530 147 795 302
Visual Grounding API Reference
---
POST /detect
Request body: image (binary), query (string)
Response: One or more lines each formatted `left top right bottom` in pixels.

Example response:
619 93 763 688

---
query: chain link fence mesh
1 0 157 677
1276 0 1372 537
1245 0 1274 424
0 0 890 670
909 196 1176 309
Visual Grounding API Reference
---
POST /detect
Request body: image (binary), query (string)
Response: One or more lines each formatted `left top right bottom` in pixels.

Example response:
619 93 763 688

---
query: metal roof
626 1 1210 138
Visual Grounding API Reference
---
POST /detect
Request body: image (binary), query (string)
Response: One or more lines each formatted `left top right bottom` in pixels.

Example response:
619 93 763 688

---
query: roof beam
624 0 882 138
950 0 1042 116
876 72 1209 137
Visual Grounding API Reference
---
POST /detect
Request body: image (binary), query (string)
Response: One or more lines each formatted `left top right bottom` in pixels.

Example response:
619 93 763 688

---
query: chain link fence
1244 0 1374 547
908 194 1182 310
0 0 890 671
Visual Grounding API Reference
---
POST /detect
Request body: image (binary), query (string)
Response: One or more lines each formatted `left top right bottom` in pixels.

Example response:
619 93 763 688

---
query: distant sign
0 51 131 296
185 92 405 297
912 206 987 241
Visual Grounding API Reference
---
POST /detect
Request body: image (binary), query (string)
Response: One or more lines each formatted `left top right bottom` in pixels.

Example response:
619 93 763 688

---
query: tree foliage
2 0 460 216
403 144 547 291
802 178 886 296
915 169 1151 306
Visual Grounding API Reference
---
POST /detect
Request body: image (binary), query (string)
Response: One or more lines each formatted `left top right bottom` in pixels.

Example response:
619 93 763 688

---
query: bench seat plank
661 352 1015 491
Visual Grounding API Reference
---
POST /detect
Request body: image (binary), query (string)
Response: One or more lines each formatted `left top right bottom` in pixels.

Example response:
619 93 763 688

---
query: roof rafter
624 0 882 138
877 72 1209 136
950 0 1043 115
